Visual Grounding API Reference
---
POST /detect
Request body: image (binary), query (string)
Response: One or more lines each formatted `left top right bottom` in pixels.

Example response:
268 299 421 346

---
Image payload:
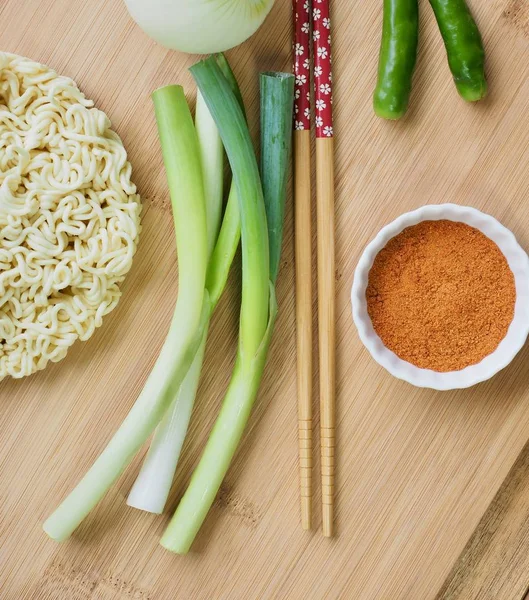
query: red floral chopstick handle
313 0 333 138
293 0 311 130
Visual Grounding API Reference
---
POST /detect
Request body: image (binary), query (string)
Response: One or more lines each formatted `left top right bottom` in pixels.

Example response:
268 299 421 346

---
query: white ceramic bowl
351 204 529 390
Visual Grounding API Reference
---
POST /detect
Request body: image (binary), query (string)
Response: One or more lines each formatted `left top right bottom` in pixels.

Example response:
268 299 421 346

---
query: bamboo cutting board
438 438 529 600
2 0 529 598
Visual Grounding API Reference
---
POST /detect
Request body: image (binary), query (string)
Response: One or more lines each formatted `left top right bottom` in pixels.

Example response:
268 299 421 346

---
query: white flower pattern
314 0 334 137
296 74 307 86
294 0 333 137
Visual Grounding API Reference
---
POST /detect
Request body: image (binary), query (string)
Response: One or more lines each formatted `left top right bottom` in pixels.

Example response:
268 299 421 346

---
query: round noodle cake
0 53 141 380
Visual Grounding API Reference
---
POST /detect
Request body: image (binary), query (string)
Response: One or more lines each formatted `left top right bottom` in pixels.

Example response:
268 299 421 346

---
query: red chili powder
366 220 516 372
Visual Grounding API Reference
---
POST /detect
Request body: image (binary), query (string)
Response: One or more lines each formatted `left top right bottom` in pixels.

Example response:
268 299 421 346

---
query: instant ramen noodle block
0 53 141 380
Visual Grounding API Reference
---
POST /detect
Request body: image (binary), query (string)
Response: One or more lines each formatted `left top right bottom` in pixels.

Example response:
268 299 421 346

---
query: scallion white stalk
43 85 209 542
126 329 208 514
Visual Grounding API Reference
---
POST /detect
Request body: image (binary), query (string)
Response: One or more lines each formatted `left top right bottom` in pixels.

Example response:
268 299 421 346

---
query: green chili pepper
429 0 487 101
373 0 419 120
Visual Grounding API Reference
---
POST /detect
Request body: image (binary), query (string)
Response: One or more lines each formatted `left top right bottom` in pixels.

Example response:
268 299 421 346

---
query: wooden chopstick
312 0 336 538
293 0 313 531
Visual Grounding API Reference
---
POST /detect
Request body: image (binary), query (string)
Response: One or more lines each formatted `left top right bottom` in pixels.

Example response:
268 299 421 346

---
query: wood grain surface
294 129 314 531
1 1 529 599
316 136 336 538
438 439 529 600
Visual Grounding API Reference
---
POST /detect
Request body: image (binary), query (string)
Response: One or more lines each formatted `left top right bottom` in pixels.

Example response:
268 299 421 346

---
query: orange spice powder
366 220 516 372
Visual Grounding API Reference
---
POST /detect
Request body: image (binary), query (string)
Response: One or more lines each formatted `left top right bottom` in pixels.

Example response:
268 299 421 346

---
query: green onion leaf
191 56 270 357
260 72 295 283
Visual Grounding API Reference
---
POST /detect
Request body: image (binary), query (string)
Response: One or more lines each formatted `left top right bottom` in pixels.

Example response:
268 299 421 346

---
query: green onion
206 53 246 306
260 72 295 284
127 56 245 515
205 53 246 307
215 53 246 114
127 86 225 515
160 61 294 554
196 90 224 258
126 327 210 514
191 53 270 371
43 85 209 541
161 289 278 554
194 59 271 357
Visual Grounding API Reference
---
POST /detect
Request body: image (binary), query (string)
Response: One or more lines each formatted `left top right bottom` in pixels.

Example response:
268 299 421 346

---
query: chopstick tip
301 497 312 530
322 505 334 538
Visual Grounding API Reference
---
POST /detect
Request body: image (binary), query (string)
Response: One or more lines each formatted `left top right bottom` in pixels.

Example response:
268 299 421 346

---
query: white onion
123 0 275 55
